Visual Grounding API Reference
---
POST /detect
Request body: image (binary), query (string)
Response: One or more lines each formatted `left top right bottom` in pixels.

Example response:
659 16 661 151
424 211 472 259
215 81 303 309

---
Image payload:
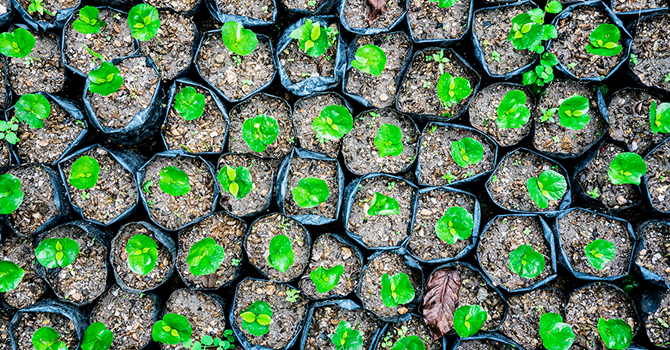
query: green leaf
268 234 294 273
88 61 123 96
539 313 575 350
15 94 51 129
309 265 344 293
0 260 25 293
221 21 258 56
508 13 546 52
380 272 415 307
391 336 425 350
586 24 622 57
217 165 253 199
159 166 191 196
187 237 225 276
82 322 114 350
527 170 567 209
608 152 646 185
0 28 36 58
32 327 67 350
35 238 79 269
288 19 335 57
0 173 23 215
201 336 213 346
435 206 474 244
649 101 670 134
523 70 538 86
152 313 192 345
450 137 483 168
508 244 545 279
432 0 458 8
367 192 399 216
374 123 403 157
351 44 387 76
312 105 353 140
597 318 632 350
127 4 160 41
68 155 101 190
453 305 488 338
584 239 616 270
242 114 279 153
174 86 205 121
241 301 272 336
292 177 329 208
558 95 590 130
73 6 106 35
497 90 530 129
330 321 363 350
545 0 563 13
437 72 472 107
126 234 158 276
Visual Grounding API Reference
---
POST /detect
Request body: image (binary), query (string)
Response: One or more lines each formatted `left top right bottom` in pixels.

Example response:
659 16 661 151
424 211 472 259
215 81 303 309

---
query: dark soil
278 23 338 84
0 311 9 350
342 0 405 30
6 30 64 95
282 0 322 11
636 222 670 285
293 93 349 159
17 0 79 22
162 289 227 350
5 165 58 236
139 10 195 81
407 0 470 42
376 314 440 350
284 155 339 218
13 311 78 350
146 0 199 12
645 139 670 212
0 141 9 168
215 0 274 22
345 32 412 108
646 290 670 346
177 212 245 289
217 154 273 217
630 12 670 92
500 288 565 350
342 108 419 175
0 58 6 109
303 302 382 350
455 339 510 350
613 0 667 12
607 88 666 155
0 234 48 309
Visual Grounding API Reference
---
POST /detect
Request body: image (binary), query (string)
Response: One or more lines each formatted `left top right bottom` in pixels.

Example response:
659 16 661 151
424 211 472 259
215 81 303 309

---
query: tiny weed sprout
509 244 545 279
289 19 338 58
527 170 567 209
187 238 225 276
221 21 258 56
28 0 54 16
374 123 403 157
0 173 23 215
35 238 79 269
437 72 472 108
649 101 670 134
0 260 25 293
430 0 458 9
367 192 400 216
0 28 36 58
541 107 557 123
330 321 363 350
126 234 158 276
597 318 633 350
159 166 191 196
242 114 279 153
68 155 101 190
292 177 329 208
73 6 106 35
268 234 294 273
391 336 425 350
32 327 67 350
310 265 344 293
181 330 236 350
497 90 530 129
152 313 192 345
539 313 575 350
608 152 647 185
435 206 474 244
584 239 616 271
240 300 273 336
451 137 484 168
0 118 19 145
88 62 124 96
454 305 487 337
508 1 561 53
174 86 205 121
380 272 415 307
523 52 559 93
128 4 160 41
558 95 590 130
16 94 51 129
586 24 622 57
312 105 353 140
81 322 114 350
217 165 253 199
351 44 387 77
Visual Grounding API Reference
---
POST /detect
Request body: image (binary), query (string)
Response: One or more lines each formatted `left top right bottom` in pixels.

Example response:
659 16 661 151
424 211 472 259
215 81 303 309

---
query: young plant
367 192 399 216
28 0 55 16
159 166 191 196
435 206 474 244
649 101 670 134
508 1 562 54
73 6 106 35
217 165 253 199
584 239 616 270
374 123 403 157
242 114 279 153
597 318 633 350
0 173 24 215
450 137 483 168
33 327 66 350
527 170 568 209
437 72 472 109
0 28 36 58
221 21 258 56
497 90 530 129
16 93 51 129
586 24 622 57
126 234 158 276
174 86 205 121
240 301 272 336
351 44 386 77
391 336 425 350
509 244 545 279
81 322 114 350
152 313 192 345
68 155 101 190
88 61 124 96
35 238 80 269
608 152 646 185
330 321 363 350
523 52 559 94
429 0 458 8
187 238 225 276
453 305 487 338
558 95 590 130
310 265 344 293
268 234 294 273
380 272 415 307
0 260 25 293
539 313 575 350
0 117 19 145
292 177 329 208
312 105 353 140
289 19 338 57
128 4 160 41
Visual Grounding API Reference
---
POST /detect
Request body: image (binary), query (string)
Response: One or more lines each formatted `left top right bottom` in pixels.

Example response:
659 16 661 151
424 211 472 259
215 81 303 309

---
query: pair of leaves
586 24 623 57
540 313 575 350
380 272 415 307
330 321 363 350
0 28 36 58
454 305 487 338
509 244 545 279
0 173 23 215
598 318 633 350
159 166 191 196
88 61 124 96
222 21 258 56
650 101 670 134
367 192 399 216
289 19 335 57
15 94 51 129
241 301 273 337
374 123 403 157
608 152 646 185
351 44 387 76
527 169 567 209
584 239 616 270
33 327 67 350
174 86 206 121
128 4 160 41
497 90 530 129
0 260 25 293
292 177 329 208
35 238 80 269
522 52 559 90
217 165 253 199
437 72 472 107
310 265 344 293
508 10 557 54
312 105 353 140
126 234 158 276
73 6 106 35
558 95 590 130
152 313 192 345
450 137 483 168
187 238 226 276
69 156 101 190
435 206 474 244
242 114 279 153
81 322 114 350
268 234 294 273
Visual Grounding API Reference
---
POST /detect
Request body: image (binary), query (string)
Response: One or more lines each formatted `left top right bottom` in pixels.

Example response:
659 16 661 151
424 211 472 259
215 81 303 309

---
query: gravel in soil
215 0 274 22
342 0 405 30
5 165 58 237
408 188 476 262
146 0 199 12
0 234 48 309
142 155 215 230
0 58 7 108
613 0 666 12
246 213 309 282
177 212 245 289
0 141 8 168
162 289 227 350
646 290 670 346
281 0 321 12
644 139 670 212
347 176 415 248
455 339 510 350
61 147 137 225
630 12 670 92
500 288 566 350
87 57 159 130
0 0 8 15
376 314 440 350
217 154 273 217
0 311 9 350
303 302 381 350
397 48 478 117
17 0 79 22
13 311 78 350
293 93 349 159
233 279 308 349
342 108 419 175
284 156 339 218
90 284 155 350
6 30 64 95
469 83 534 147
345 32 411 108
607 89 666 155
278 24 338 84
407 0 470 42
139 10 195 81
636 222 670 285
298 234 362 299
447 264 506 332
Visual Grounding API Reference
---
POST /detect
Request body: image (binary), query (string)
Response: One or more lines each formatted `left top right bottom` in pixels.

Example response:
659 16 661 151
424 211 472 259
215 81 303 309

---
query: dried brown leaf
422 267 460 340
366 0 390 25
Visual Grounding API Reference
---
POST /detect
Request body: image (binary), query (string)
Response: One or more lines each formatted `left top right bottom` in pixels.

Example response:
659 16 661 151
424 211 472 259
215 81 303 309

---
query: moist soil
162 289 227 350
408 188 476 263
293 93 349 159
146 0 199 12
0 311 9 350
630 12 670 92
298 234 362 299
12 311 78 350
215 0 274 22
90 285 155 350
217 154 273 217
5 165 58 236
142 155 215 230
342 109 419 175
646 290 670 346
347 176 415 248
278 23 338 85
233 279 308 349
0 234 48 309
469 83 535 147
407 0 470 42
245 213 310 282
6 30 64 95
358 251 422 320
139 10 195 81
284 156 339 218
613 0 666 12
63 8 136 76
636 222 670 285
61 147 137 225
227 93 295 159
576 143 641 210
111 222 173 291
177 212 245 289
487 150 568 212
87 57 159 130
607 88 666 155
566 283 638 350
456 339 510 350
17 0 79 22
303 302 382 350
163 83 227 153
472 4 536 76
500 288 566 350
376 314 440 350
397 48 479 117
550 6 625 79
644 139 670 212
345 32 412 108
196 32 274 102
342 0 405 30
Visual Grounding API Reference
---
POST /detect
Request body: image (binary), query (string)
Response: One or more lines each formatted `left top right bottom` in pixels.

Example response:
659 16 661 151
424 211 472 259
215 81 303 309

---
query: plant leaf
422 267 460 340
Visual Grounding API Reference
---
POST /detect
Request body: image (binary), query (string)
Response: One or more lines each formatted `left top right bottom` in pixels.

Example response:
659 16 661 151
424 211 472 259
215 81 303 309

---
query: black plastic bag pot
643 136 670 214
634 220 670 289
0 3 14 29
206 0 277 28
12 0 79 31
610 0 667 16
9 299 87 350
216 153 274 218
278 0 337 17
338 0 406 35
406 0 473 45
626 10 670 94
450 333 521 349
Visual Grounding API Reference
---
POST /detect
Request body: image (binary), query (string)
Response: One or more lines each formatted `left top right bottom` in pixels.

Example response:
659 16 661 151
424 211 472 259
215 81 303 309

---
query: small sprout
73 6 106 35
36 238 79 269
310 265 344 293
126 234 158 276
527 170 567 209
429 0 458 8
649 101 670 134
28 0 55 16
437 72 472 108
0 173 23 214
490 50 500 62
539 313 575 350
367 192 399 216
221 21 258 56
330 321 363 350
586 24 622 57
523 52 558 93
0 260 25 292
558 95 590 130
452 305 488 338
508 5 559 54
81 322 114 350
88 62 124 96
68 156 101 190
608 152 646 185
629 53 638 65
152 313 192 345
435 206 474 244
374 123 403 157
665 73 670 82
584 239 615 270
0 118 19 145
159 166 191 196
312 105 353 140
0 28 36 58
597 318 633 350
217 165 253 199
541 107 557 123
285 289 299 302
242 114 279 152
32 327 67 350
391 336 425 350
240 301 272 336
587 187 600 199
128 4 160 41
268 234 294 273
497 90 530 129
351 44 387 77
292 177 329 208
232 258 240 266
289 19 337 57
509 244 545 279
187 238 225 276
174 86 205 121
380 272 415 307
450 137 483 168
143 180 153 194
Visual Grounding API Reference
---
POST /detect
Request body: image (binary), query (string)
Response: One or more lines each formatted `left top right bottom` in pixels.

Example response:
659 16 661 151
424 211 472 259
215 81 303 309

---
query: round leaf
540 313 575 350
608 152 646 185
241 300 272 336
351 44 387 76
128 4 160 41
437 72 472 107
309 265 344 293
508 244 545 279
187 237 225 276
82 322 114 350
367 191 399 216
0 28 36 58
291 177 329 208
0 260 25 293
159 166 191 196
330 321 363 350
0 173 23 215
435 206 474 244
584 239 616 270
68 156 101 190
450 137 484 168
221 21 258 56
496 90 530 129
380 272 415 307
453 305 488 338
126 234 158 276
174 86 205 121
597 318 632 350
268 234 294 273
35 238 80 269
217 165 253 199
312 105 353 140
391 336 425 350
15 94 51 129
242 114 279 153
374 123 403 157
558 95 590 130
88 61 123 96
32 327 66 350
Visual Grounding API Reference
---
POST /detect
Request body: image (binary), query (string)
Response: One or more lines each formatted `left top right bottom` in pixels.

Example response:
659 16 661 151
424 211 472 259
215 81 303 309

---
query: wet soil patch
500 288 565 350
376 314 440 350
607 88 666 155
13 311 78 350
646 290 670 346
303 302 381 350
6 30 64 95
284 155 339 219
293 93 349 159
5 165 58 237
0 234 48 309
408 0 470 42
162 289 227 350
342 0 405 30
215 0 274 22
278 23 338 84
217 154 273 217
630 12 670 91
645 139 670 212
139 10 195 81
636 222 670 285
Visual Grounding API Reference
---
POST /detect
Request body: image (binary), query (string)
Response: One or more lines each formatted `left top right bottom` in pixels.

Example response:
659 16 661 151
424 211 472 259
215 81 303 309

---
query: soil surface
607 88 666 155
146 0 199 12
215 0 274 22
6 30 64 95
0 234 48 309
0 311 8 350
456 339 510 350
500 288 565 350
0 0 8 15
630 12 670 92
17 0 79 22
645 139 670 212
408 0 470 42
342 0 405 30
162 289 227 350
293 93 350 159
376 314 440 350
284 155 339 218
303 302 381 350
0 141 8 168
6 165 58 236
13 311 78 350
139 10 195 81
217 154 273 217
636 222 670 285
613 0 666 12
0 58 6 109
646 290 670 346
282 0 322 11
278 23 338 84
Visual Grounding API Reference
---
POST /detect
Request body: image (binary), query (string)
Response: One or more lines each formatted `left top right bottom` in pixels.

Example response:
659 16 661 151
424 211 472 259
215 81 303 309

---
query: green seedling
380 272 415 307
15 94 51 129
128 4 160 41
351 44 386 77
159 166 191 196
454 305 487 338
584 239 615 270
289 19 338 57
0 173 23 214
541 107 557 123
285 289 299 302
312 105 353 140
435 206 474 244
429 0 458 8
310 265 344 293
242 114 279 153
35 238 79 269
33 327 66 350
558 95 590 130
608 152 646 185
68 155 101 190
523 52 559 94
374 123 403 157
217 165 253 199
597 318 633 350
73 6 106 35
0 117 19 145
630 53 638 65
152 313 192 345
437 72 472 108
0 28 36 58
367 192 399 216
28 0 55 16
126 234 158 276
539 313 575 350
509 244 545 279
174 86 205 121
221 21 258 56
649 101 670 134
586 24 622 57
268 234 294 273
451 137 483 168
81 322 113 350
587 187 600 199
187 238 225 276
240 301 272 336
527 170 567 209
508 1 562 53
0 260 25 293
292 177 329 208
391 336 425 350
330 321 363 350
88 61 123 96
497 90 530 129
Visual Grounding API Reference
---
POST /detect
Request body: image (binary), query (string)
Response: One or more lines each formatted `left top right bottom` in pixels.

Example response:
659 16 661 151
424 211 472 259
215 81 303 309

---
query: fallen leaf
367 0 390 25
422 267 460 340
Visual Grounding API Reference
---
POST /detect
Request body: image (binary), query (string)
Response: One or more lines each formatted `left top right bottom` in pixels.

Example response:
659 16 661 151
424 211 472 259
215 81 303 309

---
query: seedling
380 272 415 307
608 152 646 185
437 72 472 108
527 170 567 209
68 156 101 190
242 114 279 153
429 0 458 8
152 313 192 345
0 28 36 58
187 238 225 276
508 1 562 53
35 238 79 269
330 321 363 350
73 6 106 35
541 107 557 123
586 24 622 57
0 173 23 214
435 206 474 244
509 244 545 279
0 118 19 145
221 21 258 56
174 86 205 121
88 62 124 96
292 177 329 208
81 322 113 350
312 105 353 140
351 44 386 77
159 166 191 196
32 327 66 350
289 19 338 57
217 165 253 199
0 260 25 292
491 50 501 62
126 234 158 276
391 336 425 350
268 234 294 273
310 265 344 293
587 187 600 199
497 90 530 129
128 4 160 41
425 49 450 73
450 137 483 168
374 124 403 157
15 94 51 129
558 95 590 130
649 101 670 134
584 239 616 270
523 52 559 94
539 313 575 350
367 192 399 216
240 301 272 336
285 289 299 302
453 304 487 337
597 318 633 349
